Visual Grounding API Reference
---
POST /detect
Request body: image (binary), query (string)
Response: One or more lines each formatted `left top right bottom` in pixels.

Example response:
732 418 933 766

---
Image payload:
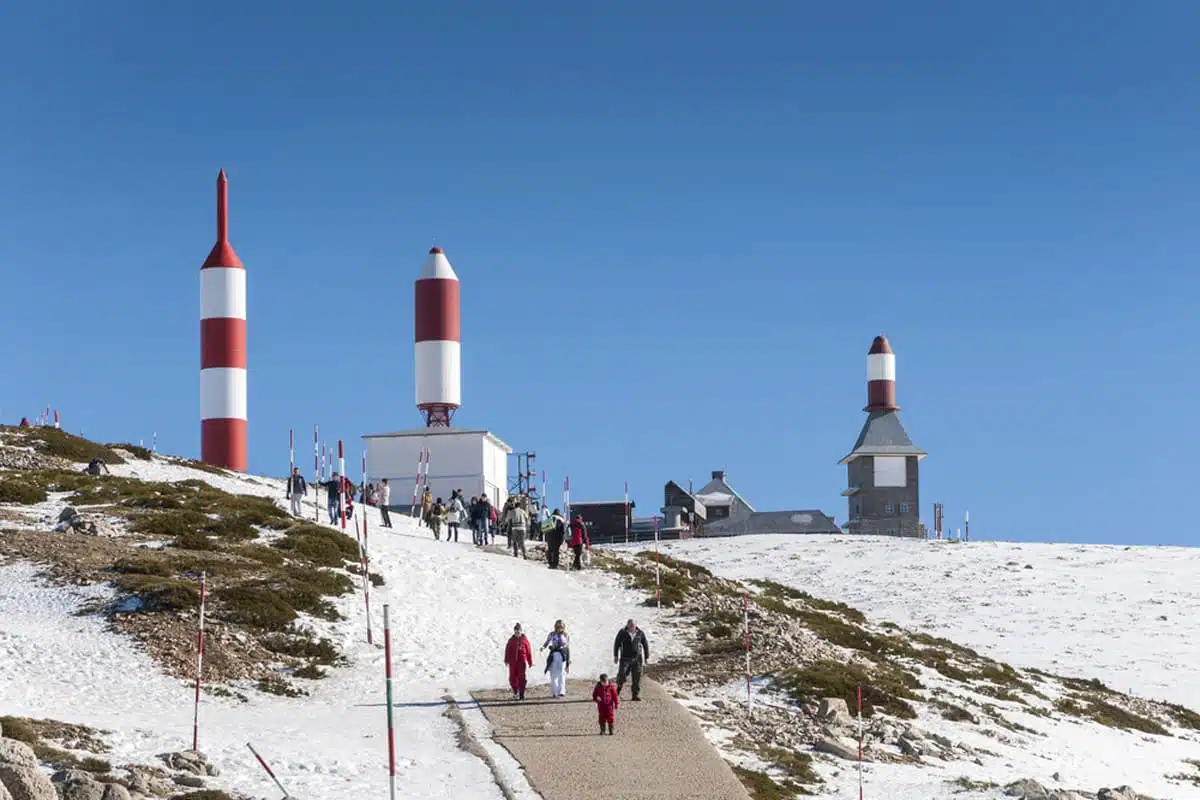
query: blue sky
0 2 1196 546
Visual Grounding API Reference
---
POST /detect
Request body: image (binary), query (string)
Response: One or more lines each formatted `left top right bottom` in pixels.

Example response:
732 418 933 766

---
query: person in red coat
568 514 590 571
504 623 533 700
592 673 619 735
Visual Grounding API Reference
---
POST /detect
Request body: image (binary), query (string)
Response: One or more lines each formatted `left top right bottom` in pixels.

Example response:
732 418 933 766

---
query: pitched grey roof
839 411 926 464
695 476 756 513
703 510 842 537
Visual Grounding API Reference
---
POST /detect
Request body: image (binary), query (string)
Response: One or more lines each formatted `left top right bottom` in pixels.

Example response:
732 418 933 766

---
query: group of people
418 488 498 544
503 618 651 735
285 470 592 570
285 467 396 528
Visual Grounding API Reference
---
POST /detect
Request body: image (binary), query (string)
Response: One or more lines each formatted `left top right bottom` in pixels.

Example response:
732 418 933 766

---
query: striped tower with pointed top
414 247 461 427
199 170 248 471
840 335 926 537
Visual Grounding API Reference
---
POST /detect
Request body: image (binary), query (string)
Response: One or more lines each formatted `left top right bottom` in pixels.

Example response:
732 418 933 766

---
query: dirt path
470 678 750 800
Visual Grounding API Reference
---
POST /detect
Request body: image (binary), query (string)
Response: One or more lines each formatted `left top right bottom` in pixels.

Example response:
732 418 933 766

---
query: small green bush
215 586 297 631
274 525 358 567
111 444 152 460
0 716 37 743
238 544 285 566
111 557 172 577
13 428 126 465
774 659 918 719
0 478 48 504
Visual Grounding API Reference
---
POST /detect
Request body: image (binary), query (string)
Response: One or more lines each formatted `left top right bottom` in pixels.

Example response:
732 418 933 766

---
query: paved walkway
470 678 750 800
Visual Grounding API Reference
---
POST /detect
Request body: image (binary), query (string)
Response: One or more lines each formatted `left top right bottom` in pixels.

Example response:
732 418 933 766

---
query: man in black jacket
612 618 650 700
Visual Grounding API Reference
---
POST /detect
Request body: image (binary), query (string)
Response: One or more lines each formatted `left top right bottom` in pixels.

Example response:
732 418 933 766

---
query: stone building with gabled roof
840 335 926 537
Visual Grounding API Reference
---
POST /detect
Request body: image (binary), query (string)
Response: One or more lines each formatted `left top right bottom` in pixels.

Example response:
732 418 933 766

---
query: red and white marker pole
313 425 319 522
563 475 571 522
53 410 60 429
338 440 346 531
857 685 864 799
410 448 424 517
624 481 630 544
192 571 207 752
744 590 752 714
653 516 661 608
541 471 546 511
289 428 294 482
246 742 290 797
152 431 157 453
360 449 373 645
384 604 396 800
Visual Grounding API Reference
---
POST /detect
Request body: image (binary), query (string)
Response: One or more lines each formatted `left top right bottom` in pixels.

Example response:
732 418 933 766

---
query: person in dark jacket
83 457 110 476
319 472 342 524
545 510 567 569
286 467 307 516
612 618 650 701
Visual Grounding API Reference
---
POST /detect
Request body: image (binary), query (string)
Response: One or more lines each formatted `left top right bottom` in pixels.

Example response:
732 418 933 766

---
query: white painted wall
364 431 509 508
873 455 907 488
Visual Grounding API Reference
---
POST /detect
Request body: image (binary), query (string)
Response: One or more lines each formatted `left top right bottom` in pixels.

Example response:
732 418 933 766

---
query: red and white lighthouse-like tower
199 170 248 471
865 334 898 412
414 247 461 426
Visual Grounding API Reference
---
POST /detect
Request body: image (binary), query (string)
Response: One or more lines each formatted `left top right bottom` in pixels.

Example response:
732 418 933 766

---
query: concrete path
470 678 750 800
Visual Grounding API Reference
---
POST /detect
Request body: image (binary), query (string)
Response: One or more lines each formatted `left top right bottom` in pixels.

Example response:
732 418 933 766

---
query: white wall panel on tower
200 368 248 419
867 353 896 382
200 269 247 319
873 456 907 488
414 341 462 406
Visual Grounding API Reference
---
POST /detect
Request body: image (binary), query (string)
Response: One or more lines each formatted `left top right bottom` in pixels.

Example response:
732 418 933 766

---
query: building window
885 503 894 514
899 503 909 514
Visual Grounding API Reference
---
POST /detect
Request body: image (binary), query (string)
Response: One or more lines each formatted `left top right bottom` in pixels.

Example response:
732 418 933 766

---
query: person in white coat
541 619 570 698
446 491 466 543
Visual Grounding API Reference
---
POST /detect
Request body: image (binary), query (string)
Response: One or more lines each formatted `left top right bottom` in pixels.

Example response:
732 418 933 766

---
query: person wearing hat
568 513 590 570
503 622 533 700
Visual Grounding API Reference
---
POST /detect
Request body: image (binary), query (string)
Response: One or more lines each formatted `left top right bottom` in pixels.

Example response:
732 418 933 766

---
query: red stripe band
201 418 247 471
414 279 461 342
201 318 247 369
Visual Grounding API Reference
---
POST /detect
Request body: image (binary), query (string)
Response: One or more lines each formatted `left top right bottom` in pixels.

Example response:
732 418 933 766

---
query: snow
4 449 1199 799
620 534 1200 800
0 455 684 798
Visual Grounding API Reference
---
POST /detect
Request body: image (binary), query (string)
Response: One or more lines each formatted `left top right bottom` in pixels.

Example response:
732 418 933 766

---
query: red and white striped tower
200 169 247 471
414 247 461 427
864 334 898 413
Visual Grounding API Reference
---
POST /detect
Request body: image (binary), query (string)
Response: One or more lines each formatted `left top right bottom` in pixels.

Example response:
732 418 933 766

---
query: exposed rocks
159 750 219 777
1004 778 1155 800
0 739 56 800
52 508 116 538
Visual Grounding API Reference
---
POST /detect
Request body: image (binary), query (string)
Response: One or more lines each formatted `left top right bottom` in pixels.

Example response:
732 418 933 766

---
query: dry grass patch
773 659 919 720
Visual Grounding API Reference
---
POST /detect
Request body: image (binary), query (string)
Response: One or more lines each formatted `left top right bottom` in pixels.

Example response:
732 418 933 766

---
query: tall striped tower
199 169 248 471
414 247 461 427
864 334 898 412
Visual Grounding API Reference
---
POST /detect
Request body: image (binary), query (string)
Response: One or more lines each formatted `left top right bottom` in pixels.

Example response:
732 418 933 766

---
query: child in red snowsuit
592 673 619 735
504 624 533 700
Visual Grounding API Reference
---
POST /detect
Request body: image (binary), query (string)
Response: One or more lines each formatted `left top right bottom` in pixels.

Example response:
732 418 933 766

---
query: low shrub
274 525 358 567
773 659 918 719
260 633 344 665
14 428 126 465
111 444 152 460
111 557 172 577
0 716 37 743
750 579 866 624
215 586 297 631
112 574 201 611
0 477 48 504
257 675 307 697
238 544 285 566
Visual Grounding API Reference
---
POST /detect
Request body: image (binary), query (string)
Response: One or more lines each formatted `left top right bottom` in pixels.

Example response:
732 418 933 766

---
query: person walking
502 499 530 559
540 619 570 698
504 623 533 700
446 491 465 543
592 673 620 735
320 472 342 524
568 513 590 570
377 478 393 528
420 487 433 529
613 618 650 701
286 467 307 516
545 509 567 569
430 498 445 540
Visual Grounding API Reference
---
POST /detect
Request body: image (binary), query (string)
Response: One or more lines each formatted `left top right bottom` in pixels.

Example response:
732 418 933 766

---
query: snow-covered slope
641 535 1200 711
0 455 683 798
623 534 1200 800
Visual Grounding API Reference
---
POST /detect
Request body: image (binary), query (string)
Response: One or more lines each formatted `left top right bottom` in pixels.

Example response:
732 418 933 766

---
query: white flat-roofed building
363 428 512 509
